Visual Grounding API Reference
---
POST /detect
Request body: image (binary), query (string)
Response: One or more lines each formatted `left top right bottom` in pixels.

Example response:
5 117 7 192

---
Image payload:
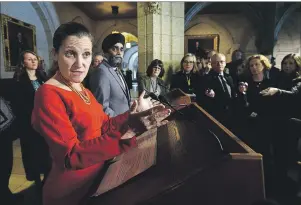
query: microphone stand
157 82 170 91
144 89 184 116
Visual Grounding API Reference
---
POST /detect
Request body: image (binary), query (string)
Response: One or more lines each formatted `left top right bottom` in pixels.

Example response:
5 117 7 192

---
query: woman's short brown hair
146 59 165 78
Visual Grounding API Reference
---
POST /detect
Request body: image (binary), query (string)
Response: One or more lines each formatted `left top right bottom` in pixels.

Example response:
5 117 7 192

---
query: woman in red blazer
31 22 170 205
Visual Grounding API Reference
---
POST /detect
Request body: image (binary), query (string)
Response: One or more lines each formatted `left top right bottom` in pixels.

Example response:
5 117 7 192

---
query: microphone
238 82 249 107
145 90 183 115
157 82 170 91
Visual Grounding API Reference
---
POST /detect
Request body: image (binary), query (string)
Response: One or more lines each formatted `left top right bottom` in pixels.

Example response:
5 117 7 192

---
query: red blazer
32 84 136 205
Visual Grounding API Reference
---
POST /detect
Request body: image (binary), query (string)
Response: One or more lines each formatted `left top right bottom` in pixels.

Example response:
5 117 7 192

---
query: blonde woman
236 54 276 188
170 53 199 94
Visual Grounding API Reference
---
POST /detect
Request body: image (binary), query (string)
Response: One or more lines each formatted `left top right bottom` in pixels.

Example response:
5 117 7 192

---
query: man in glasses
203 53 237 129
89 33 131 117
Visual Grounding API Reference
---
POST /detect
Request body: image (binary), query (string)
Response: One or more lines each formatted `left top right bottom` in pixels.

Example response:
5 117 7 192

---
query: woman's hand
130 91 161 113
259 87 279 96
238 82 248 94
128 101 171 135
205 89 215 98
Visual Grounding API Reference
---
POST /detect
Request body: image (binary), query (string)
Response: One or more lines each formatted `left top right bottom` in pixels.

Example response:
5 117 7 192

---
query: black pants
20 128 51 182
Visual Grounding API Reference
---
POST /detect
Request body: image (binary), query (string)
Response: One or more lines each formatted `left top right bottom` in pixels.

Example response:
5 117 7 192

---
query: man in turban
89 33 131 117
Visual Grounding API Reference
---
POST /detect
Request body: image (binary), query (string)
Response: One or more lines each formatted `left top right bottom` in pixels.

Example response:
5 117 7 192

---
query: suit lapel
104 61 131 105
118 70 131 103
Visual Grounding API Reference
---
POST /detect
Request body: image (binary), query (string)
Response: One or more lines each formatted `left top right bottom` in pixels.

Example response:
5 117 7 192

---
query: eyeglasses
111 46 124 52
183 61 194 64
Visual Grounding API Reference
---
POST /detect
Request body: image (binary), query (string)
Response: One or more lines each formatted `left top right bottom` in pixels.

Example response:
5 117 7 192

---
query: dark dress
236 78 275 152
14 71 51 181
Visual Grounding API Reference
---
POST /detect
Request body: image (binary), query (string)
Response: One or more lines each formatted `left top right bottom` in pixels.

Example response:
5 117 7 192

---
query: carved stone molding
144 2 161 15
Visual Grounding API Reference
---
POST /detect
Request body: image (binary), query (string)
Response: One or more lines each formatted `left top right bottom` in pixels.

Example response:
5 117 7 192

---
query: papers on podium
92 128 157 196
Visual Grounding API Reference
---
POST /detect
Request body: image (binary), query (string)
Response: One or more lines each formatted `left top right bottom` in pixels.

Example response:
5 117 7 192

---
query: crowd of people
0 21 301 205
167 49 301 204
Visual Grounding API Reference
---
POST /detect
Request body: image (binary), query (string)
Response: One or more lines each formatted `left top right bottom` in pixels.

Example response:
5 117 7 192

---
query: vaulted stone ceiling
73 2 301 21
72 2 137 20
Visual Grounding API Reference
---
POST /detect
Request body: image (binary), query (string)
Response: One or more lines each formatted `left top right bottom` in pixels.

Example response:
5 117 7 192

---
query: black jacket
170 70 199 94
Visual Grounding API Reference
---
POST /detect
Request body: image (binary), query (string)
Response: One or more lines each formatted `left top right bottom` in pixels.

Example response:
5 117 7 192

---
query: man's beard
109 55 123 67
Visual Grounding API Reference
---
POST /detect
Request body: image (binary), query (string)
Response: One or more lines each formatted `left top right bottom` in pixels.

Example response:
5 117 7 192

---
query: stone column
137 2 184 84
255 3 277 55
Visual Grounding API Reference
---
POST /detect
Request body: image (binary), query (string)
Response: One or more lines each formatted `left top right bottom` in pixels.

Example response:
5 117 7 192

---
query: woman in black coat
260 55 301 197
13 50 51 186
170 53 200 95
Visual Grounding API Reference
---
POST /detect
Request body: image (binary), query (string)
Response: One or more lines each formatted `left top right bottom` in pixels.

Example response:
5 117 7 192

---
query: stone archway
123 45 138 80
30 2 60 70
185 2 212 29
274 3 300 41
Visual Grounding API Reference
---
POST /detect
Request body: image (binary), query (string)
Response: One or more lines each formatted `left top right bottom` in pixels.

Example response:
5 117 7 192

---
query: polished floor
10 139 35 194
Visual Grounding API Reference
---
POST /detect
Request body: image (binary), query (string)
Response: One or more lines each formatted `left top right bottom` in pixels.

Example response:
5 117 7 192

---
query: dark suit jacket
203 70 237 119
170 71 199 94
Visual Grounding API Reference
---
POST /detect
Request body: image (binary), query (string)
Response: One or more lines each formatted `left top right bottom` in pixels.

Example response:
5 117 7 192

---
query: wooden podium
87 89 265 205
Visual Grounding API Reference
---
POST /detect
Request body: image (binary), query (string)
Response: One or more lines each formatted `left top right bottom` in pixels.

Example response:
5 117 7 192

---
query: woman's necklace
57 71 91 105
185 73 191 86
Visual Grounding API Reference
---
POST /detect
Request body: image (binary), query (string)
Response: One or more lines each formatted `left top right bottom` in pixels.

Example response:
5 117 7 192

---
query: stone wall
52 2 95 36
